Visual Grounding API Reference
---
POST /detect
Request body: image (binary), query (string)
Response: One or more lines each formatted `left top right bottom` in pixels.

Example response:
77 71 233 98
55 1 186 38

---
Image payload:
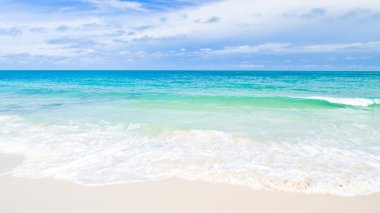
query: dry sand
0 175 379 213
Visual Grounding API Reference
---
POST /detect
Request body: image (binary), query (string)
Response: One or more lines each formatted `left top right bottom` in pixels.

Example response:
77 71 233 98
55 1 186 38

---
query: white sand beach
1 175 379 213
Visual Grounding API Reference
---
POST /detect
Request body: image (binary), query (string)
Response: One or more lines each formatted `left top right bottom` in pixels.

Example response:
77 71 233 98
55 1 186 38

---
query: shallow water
0 71 379 196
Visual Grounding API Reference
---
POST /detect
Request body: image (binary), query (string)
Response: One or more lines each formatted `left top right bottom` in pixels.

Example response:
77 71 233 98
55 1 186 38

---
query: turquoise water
0 71 379 196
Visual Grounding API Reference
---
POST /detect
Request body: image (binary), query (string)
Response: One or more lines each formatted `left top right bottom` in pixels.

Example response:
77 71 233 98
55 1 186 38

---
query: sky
0 0 380 70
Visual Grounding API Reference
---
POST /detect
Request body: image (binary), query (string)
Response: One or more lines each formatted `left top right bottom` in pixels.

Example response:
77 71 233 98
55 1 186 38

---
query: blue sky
0 0 380 70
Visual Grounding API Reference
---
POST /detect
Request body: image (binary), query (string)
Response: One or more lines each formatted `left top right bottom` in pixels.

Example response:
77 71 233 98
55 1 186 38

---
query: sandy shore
0 175 379 213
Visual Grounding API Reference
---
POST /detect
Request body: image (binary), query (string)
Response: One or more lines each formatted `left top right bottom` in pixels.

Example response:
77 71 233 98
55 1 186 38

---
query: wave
304 96 380 107
0 115 380 196
130 95 380 110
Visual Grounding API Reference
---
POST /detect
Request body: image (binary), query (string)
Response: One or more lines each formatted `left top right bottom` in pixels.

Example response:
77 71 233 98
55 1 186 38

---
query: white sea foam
305 96 380 107
0 115 379 196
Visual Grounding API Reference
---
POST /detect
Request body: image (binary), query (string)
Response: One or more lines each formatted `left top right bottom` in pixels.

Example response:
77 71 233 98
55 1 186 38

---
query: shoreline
1 175 379 213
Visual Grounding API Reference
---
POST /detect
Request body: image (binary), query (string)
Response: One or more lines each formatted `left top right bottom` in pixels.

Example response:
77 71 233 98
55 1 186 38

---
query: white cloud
82 0 145 11
115 0 380 42
202 41 380 54
0 27 22 36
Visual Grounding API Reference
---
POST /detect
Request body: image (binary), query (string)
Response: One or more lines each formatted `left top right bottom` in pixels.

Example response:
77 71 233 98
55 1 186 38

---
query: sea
0 71 379 196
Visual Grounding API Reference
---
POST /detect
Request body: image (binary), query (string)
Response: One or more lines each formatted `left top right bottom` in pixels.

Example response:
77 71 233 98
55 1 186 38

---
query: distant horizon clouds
0 0 380 70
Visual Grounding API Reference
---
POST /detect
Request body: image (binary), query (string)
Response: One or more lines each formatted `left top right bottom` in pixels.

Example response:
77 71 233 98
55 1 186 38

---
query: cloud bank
0 0 379 70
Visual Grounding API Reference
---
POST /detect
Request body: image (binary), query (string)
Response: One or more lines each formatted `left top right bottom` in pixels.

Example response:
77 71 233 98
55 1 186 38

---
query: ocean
0 71 379 196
